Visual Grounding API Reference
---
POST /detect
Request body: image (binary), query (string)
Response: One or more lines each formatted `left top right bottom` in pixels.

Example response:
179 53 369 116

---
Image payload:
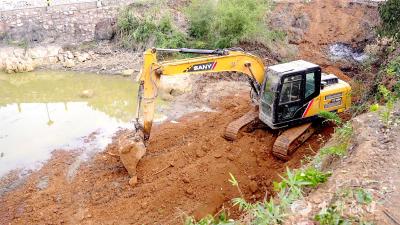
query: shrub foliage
117 0 280 50
379 0 400 40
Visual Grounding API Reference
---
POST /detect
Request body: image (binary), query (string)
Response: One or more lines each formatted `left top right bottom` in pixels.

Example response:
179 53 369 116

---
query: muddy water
0 71 162 177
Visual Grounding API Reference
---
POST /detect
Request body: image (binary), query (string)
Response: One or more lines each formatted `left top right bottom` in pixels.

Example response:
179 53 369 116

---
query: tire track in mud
0 93 333 225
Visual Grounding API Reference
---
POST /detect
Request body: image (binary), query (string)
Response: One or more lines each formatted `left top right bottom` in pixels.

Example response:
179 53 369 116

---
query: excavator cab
259 60 322 129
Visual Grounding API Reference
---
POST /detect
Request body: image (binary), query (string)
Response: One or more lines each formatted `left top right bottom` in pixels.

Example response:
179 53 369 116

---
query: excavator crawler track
224 106 259 141
272 123 315 161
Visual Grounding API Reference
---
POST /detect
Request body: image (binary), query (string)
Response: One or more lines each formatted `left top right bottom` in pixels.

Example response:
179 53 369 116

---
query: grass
317 111 353 158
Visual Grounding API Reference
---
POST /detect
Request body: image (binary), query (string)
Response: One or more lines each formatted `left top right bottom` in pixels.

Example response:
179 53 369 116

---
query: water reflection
0 71 157 177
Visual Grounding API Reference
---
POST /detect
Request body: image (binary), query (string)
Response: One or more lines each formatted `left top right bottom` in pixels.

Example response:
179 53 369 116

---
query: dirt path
0 93 333 225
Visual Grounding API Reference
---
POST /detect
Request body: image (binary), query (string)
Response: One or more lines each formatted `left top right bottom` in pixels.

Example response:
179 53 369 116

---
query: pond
0 71 164 178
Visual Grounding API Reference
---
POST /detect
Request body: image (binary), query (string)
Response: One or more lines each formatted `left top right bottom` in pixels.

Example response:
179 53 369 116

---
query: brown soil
272 0 380 66
0 93 333 225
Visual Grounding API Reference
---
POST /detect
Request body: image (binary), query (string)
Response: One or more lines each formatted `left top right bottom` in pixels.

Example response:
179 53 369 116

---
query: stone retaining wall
0 0 133 43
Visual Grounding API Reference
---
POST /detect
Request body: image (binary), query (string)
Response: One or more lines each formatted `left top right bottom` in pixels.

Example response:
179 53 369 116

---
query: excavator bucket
117 130 147 187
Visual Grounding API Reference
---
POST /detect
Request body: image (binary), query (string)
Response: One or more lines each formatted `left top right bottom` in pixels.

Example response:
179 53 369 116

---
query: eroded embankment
0 92 333 225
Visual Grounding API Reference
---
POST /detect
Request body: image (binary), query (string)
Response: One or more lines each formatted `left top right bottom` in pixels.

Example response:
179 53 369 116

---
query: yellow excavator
118 48 351 186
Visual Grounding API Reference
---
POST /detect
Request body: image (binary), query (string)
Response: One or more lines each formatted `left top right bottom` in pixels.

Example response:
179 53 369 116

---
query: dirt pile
0 93 333 225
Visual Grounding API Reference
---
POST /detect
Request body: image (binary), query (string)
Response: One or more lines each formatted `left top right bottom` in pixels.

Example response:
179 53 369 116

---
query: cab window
305 72 316 98
279 75 302 104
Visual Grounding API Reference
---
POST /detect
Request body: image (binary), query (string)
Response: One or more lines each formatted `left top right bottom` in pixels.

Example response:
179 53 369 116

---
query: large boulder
94 18 117 41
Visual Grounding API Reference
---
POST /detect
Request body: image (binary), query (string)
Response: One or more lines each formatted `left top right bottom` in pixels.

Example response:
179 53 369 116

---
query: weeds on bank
369 85 398 126
318 111 353 158
314 188 374 225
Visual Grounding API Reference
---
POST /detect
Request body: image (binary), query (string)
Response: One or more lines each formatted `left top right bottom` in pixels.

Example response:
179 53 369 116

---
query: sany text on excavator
118 48 351 186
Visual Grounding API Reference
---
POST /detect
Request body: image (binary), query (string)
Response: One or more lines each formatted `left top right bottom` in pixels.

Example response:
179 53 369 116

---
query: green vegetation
375 85 398 125
117 7 187 49
315 188 374 225
234 167 330 224
378 0 400 40
185 213 234 225
318 111 353 157
117 0 284 50
186 0 282 48
314 205 350 225
386 55 400 77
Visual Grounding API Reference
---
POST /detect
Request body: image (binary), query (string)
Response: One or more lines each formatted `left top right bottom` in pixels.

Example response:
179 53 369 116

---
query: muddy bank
0 93 333 225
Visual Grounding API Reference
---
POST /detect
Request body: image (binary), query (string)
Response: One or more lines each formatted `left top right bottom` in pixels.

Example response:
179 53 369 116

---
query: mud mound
0 93 333 225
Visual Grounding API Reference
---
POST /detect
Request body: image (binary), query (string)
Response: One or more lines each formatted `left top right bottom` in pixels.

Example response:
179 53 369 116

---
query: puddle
0 71 164 178
329 43 368 63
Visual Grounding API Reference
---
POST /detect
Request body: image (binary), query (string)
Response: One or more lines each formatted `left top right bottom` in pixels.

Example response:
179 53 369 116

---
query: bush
386 55 400 77
186 0 215 41
379 0 400 40
117 8 187 49
186 0 277 48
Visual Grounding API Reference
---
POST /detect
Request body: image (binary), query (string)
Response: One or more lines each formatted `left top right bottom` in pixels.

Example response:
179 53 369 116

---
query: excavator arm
119 48 265 186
